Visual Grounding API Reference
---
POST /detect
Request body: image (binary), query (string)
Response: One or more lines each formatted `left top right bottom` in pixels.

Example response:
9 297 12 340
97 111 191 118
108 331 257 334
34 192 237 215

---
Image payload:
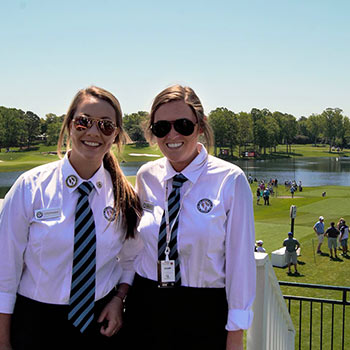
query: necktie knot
172 174 187 189
78 181 94 196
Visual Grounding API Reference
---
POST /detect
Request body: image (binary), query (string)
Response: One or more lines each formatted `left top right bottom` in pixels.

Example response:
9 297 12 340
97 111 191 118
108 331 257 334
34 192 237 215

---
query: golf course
1 144 349 288
1 143 350 348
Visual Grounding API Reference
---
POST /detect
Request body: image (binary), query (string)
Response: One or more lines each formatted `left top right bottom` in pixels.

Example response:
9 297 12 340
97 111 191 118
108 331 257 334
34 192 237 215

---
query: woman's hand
97 297 123 337
0 313 12 350
226 329 243 350
0 343 12 350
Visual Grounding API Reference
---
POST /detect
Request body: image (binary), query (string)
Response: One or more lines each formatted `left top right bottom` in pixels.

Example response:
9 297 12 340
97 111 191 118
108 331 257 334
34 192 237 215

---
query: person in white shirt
122 85 256 350
0 86 142 349
255 240 266 253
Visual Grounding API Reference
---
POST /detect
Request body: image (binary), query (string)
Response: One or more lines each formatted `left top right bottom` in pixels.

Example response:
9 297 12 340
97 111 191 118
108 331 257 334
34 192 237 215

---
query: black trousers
11 291 121 350
121 274 228 350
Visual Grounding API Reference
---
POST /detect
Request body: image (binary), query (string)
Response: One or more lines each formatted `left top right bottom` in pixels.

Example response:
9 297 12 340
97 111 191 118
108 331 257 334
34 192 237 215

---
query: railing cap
254 252 269 266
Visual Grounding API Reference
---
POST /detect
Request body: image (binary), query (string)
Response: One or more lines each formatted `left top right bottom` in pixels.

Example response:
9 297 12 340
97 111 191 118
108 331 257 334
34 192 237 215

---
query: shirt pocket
29 215 68 255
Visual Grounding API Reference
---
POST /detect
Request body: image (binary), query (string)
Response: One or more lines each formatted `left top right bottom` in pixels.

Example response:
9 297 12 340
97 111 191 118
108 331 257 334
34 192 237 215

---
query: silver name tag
142 201 154 213
35 208 61 220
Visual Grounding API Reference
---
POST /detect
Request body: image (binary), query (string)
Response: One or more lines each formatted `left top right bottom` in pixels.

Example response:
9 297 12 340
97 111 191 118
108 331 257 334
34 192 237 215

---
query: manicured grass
254 185 349 284
0 144 163 172
274 144 350 158
254 184 350 349
118 143 163 162
127 176 135 186
0 146 58 172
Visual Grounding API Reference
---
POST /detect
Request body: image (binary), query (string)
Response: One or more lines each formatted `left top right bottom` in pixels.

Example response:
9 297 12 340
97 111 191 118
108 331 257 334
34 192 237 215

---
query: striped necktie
68 181 96 333
158 174 188 285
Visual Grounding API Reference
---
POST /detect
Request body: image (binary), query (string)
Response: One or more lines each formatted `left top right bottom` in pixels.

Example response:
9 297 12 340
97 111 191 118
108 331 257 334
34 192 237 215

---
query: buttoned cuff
0 292 16 314
119 271 135 286
225 308 254 331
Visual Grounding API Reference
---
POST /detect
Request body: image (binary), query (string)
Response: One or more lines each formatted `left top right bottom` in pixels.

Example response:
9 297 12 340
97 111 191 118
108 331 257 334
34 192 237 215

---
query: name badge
157 260 175 288
35 208 61 220
142 201 154 213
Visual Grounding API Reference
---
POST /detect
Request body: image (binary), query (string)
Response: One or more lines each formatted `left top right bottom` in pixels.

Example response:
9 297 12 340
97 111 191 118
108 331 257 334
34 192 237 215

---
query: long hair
57 86 142 238
144 84 214 147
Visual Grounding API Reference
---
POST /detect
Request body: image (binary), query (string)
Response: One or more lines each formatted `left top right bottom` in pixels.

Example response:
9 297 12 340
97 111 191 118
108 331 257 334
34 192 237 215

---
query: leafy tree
321 108 344 152
341 117 350 148
271 112 282 143
208 108 237 156
297 116 309 137
306 114 323 146
0 107 26 148
123 111 148 143
236 112 253 156
45 113 64 146
282 114 298 153
24 111 41 147
251 108 274 154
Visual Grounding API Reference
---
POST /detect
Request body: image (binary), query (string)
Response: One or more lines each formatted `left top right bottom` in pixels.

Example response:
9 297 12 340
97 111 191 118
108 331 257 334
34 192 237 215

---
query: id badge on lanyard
157 179 192 288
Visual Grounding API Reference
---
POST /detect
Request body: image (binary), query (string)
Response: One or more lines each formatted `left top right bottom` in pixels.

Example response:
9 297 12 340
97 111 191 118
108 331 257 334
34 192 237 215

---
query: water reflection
235 157 350 186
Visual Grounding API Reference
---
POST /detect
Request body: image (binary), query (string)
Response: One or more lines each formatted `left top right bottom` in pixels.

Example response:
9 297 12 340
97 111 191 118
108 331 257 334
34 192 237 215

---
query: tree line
0 107 64 151
209 107 350 156
0 105 349 156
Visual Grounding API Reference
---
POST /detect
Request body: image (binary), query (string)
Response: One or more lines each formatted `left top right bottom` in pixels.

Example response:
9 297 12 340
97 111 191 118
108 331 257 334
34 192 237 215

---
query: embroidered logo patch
66 175 78 188
104 206 116 221
197 198 213 213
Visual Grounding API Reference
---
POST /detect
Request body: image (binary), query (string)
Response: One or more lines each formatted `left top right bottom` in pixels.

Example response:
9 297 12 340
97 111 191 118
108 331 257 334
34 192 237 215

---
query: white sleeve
225 172 256 331
118 234 144 285
0 177 31 313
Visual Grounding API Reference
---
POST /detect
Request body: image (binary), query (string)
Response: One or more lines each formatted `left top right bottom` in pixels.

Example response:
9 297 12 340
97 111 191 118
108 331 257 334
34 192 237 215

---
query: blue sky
1 0 349 119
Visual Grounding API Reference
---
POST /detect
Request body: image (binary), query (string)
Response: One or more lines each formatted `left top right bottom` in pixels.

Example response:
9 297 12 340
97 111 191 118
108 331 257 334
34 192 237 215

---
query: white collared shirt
0 153 141 314
135 144 256 331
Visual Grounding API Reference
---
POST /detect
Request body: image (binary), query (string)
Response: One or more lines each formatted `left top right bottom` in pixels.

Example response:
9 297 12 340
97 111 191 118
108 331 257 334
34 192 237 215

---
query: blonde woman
0 86 142 349
123 85 256 350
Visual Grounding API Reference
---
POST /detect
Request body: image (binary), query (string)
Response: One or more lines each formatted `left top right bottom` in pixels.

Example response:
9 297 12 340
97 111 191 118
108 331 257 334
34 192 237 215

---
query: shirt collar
163 143 208 185
62 151 105 195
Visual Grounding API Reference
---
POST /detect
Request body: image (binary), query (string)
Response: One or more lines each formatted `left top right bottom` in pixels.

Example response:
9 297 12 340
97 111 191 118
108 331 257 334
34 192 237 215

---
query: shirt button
116 256 120 262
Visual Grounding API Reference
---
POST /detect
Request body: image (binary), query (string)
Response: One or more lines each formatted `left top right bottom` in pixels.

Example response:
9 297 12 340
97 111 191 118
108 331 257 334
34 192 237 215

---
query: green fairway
274 144 350 158
254 184 349 285
127 176 136 186
0 144 163 172
254 184 350 349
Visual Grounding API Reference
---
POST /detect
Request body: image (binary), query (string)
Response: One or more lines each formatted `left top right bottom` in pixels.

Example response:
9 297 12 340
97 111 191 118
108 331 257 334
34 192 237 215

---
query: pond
235 157 350 187
1 157 350 188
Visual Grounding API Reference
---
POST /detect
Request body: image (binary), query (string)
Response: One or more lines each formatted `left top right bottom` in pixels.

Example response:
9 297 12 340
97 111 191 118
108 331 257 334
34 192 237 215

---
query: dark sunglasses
150 118 197 138
72 115 118 136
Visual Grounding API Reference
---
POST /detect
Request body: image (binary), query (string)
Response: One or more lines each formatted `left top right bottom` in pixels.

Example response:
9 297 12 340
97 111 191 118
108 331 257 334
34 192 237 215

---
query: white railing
247 253 295 350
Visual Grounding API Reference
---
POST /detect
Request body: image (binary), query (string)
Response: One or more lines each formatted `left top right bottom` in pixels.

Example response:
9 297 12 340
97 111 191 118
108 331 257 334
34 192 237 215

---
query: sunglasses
72 115 118 136
150 118 197 138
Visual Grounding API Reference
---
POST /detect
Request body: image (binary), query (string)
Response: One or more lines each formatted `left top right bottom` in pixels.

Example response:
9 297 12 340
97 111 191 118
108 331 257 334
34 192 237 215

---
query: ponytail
103 151 142 239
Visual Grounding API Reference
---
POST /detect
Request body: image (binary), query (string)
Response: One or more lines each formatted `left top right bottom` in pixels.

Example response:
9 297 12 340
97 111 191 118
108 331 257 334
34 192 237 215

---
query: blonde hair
57 86 142 238
145 84 213 147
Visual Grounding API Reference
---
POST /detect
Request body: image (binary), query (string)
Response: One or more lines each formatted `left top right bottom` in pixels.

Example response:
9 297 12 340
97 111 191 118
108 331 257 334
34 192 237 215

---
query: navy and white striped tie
68 181 96 333
158 174 188 285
